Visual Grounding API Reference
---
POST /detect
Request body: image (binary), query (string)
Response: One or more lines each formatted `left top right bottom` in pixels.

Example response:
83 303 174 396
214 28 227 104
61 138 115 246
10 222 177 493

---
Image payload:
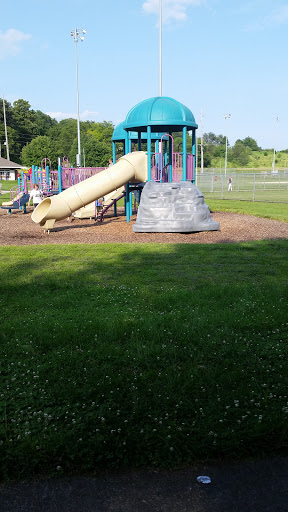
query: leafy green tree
231 140 250 166
242 136 260 151
48 118 78 157
34 110 57 136
21 136 60 168
69 133 112 167
88 121 114 143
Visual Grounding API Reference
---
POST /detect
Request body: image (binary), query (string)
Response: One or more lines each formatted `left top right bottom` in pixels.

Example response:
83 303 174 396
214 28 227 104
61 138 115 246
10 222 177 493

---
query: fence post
253 173 255 201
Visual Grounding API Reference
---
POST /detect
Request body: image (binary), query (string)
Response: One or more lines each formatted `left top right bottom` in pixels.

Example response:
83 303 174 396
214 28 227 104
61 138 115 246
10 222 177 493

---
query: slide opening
31 198 52 223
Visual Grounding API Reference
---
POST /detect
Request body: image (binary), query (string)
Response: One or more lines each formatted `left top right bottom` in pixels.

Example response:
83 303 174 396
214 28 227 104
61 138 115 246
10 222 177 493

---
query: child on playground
29 183 43 209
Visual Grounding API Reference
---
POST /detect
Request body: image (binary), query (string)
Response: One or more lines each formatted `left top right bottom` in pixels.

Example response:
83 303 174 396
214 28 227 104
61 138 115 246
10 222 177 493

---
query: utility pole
200 107 204 173
3 95 10 160
223 113 231 174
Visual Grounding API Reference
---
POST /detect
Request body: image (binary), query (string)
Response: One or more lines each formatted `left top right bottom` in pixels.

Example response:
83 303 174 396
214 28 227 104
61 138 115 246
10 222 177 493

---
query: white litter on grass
197 476 211 484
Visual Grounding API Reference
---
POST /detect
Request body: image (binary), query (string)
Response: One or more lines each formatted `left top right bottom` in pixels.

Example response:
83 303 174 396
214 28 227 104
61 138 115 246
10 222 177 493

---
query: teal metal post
125 183 130 222
35 166 38 184
192 129 196 183
125 133 129 155
58 165 62 193
138 132 142 151
32 165 36 184
112 142 116 163
169 134 173 182
130 191 133 216
164 140 168 182
46 165 49 190
147 125 152 181
183 126 187 181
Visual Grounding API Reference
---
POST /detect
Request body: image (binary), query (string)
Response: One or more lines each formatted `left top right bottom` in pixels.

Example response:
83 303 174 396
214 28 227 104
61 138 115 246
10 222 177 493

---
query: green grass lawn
1 241 288 479
208 199 288 223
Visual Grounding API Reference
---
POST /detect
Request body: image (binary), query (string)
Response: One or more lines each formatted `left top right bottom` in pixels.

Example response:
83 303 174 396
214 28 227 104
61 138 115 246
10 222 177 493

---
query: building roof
124 96 198 132
0 157 23 169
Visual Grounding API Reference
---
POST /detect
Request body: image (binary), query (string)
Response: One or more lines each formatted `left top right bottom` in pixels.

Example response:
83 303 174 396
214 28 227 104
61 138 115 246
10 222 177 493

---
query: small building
0 157 23 180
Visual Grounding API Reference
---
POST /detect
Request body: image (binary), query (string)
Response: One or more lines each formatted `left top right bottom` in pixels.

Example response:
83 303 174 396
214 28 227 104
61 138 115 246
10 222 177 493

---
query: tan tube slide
31 151 147 230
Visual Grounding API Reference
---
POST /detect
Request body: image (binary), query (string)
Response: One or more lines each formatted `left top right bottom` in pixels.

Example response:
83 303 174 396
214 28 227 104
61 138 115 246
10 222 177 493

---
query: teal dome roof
124 96 198 132
112 121 168 142
112 122 137 141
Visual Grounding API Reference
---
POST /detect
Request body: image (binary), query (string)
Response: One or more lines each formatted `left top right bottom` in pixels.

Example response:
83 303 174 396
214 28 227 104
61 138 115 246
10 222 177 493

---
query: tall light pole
70 28 86 167
223 114 231 174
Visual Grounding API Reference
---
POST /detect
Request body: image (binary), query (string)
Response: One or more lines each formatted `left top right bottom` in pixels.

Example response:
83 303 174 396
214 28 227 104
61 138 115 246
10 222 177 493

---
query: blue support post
35 166 38 184
125 133 129 155
155 140 160 181
18 175 21 190
58 165 62 193
46 165 49 190
32 165 36 185
192 129 196 184
183 126 187 181
147 125 152 181
112 142 116 164
138 132 142 151
130 191 133 217
125 183 130 222
169 134 173 182
164 141 168 182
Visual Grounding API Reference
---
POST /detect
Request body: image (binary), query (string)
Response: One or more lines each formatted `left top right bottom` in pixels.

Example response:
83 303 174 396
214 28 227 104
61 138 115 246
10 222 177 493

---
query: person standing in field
228 175 233 191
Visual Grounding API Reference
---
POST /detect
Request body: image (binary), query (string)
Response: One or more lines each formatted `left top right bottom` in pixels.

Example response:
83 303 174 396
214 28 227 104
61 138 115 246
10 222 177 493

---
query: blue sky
1 0 287 150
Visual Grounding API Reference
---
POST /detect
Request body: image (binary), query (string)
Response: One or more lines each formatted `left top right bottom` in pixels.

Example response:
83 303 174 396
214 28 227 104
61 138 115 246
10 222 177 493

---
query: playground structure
11 95 219 233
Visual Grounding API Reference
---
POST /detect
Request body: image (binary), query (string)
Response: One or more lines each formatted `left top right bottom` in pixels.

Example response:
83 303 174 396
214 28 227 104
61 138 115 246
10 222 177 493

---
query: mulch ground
1 206 288 245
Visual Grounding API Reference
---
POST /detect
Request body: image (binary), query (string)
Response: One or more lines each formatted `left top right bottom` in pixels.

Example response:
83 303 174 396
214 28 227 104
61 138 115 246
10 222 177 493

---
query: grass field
1 239 288 480
208 200 288 223
197 172 288 204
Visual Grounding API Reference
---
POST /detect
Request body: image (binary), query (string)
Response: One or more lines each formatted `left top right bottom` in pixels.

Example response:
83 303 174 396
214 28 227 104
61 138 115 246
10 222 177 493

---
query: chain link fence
196 171 288 203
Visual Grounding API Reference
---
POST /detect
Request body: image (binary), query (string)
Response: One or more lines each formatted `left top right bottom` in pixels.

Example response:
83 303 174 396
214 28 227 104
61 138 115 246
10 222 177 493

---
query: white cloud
245 4 288 31
0 29 31 60
46 110 99 121
142 0 204 23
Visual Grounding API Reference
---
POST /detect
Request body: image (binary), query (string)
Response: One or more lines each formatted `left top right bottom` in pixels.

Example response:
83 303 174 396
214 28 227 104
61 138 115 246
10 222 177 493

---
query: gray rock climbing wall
132 181 220 233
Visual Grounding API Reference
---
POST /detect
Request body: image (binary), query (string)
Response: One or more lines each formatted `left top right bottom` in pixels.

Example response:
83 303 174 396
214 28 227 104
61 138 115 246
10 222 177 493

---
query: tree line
1 98 285 169
0 99 114 168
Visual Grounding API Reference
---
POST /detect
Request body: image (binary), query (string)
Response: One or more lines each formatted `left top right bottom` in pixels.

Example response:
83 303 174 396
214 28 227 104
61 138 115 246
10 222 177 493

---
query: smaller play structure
1 191 30 214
